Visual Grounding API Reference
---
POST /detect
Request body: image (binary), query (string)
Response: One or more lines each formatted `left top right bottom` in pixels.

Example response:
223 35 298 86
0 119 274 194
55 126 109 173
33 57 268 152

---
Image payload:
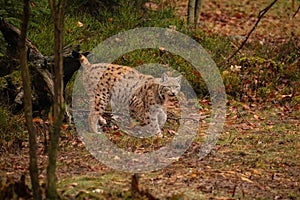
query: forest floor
171 0 300 40
1 99 299 199
1 0 299 199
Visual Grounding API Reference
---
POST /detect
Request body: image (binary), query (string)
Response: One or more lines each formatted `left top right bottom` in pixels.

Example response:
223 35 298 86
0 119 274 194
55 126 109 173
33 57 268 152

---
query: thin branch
48 0 55 19
227 0 278 61
292 4 300 18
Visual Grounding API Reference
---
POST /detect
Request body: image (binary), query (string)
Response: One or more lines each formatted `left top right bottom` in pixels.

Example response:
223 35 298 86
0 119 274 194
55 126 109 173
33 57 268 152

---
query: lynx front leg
148 105 163 137
157 108 167 128
131 110 160 137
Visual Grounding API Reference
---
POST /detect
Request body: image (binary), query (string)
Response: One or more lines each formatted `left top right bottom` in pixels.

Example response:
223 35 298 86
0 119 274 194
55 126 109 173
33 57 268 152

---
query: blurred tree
187 0 202 28
46 0 65 199
18 0 42 199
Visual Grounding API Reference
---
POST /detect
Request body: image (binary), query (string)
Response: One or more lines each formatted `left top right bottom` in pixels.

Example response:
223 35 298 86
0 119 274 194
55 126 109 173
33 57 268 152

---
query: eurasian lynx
79 55 181 136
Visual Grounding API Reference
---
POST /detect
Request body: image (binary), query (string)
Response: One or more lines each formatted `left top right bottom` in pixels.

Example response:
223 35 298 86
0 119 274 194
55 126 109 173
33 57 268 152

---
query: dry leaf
241 176 253 183
76 21 84 27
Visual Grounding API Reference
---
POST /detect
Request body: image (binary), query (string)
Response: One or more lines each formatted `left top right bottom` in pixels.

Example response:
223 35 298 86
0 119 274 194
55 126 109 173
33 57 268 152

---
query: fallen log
0 18 85 112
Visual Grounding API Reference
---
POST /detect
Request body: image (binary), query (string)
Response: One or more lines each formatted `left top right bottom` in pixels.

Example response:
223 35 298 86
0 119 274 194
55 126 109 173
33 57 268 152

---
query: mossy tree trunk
19 0 42 199
46 0 65 199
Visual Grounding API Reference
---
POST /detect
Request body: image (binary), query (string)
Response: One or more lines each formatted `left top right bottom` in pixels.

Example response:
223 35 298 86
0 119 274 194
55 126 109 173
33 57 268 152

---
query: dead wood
0 19 85 110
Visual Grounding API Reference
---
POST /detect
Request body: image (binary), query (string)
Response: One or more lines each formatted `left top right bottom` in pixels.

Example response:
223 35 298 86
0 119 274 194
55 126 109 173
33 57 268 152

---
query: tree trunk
194 0 203 28
18 0 42 199
187 0 196 25
187 0 203 28
46 0 65 199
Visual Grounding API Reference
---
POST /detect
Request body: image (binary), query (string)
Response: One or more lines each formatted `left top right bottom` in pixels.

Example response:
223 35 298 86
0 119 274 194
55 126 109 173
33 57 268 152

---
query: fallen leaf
71 182 78 187
76 21 84 27
241 176 253 183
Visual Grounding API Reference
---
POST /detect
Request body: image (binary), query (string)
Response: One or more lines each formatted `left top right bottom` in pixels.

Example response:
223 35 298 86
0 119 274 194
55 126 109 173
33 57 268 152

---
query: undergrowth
0 106 26 150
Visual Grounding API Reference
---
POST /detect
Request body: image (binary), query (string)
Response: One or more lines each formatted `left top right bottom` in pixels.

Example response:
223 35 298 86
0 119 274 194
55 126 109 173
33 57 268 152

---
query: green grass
58 172 134 199
55 104 299 199
24 0 235 99
27 1 186 55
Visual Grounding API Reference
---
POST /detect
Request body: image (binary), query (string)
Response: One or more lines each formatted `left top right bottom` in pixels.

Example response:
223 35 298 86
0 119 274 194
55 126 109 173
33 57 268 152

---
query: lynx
79 55 181 136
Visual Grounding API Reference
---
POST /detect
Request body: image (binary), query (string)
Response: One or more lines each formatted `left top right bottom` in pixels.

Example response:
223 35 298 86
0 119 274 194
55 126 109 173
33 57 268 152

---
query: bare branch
227 0 278 61
292 4 300 18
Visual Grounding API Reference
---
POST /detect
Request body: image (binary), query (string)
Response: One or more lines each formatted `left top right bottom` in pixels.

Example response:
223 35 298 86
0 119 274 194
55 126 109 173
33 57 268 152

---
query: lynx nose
168 92 176 97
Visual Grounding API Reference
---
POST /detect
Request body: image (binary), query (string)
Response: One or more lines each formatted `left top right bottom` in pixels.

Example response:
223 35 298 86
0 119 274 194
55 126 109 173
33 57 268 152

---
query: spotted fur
79 55 181 136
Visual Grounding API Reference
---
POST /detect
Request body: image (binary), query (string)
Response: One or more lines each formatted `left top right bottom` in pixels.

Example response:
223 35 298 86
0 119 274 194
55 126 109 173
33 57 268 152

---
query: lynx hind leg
88 109 100 133
88 90 110 133
88 103 107 133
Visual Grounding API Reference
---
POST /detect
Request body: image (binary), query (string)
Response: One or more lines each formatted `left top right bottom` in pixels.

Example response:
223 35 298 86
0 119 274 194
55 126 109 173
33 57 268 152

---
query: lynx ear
176 75 182 82
160 73 168 82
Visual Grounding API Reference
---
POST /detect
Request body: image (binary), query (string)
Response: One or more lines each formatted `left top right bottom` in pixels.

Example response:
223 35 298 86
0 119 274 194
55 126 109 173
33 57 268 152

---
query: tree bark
187 0 196 25
18 0 42 199
46 0 65 199
187 0 203 28
194 0 203 27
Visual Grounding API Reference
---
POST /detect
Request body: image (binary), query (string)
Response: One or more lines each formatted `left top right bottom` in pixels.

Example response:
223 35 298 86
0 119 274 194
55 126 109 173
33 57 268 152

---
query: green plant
0 106 26 149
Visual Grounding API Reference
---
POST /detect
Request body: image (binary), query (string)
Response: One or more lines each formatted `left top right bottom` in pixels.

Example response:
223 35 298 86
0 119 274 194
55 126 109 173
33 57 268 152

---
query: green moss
0 106 26 145
0 70 22 90
58 173 136 199
292 95 300 104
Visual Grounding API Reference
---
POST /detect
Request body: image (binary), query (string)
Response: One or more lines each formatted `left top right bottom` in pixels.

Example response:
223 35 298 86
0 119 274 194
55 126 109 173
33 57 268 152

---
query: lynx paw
88 113 106 133
98 116 107 125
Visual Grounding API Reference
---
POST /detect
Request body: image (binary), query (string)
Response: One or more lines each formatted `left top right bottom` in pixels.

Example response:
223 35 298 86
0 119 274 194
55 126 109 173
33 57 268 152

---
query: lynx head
159 73 182 98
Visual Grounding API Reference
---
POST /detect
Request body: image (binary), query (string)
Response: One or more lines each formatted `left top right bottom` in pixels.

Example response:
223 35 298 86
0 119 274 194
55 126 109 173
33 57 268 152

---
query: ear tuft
176 75 182 82
160 73 168 82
